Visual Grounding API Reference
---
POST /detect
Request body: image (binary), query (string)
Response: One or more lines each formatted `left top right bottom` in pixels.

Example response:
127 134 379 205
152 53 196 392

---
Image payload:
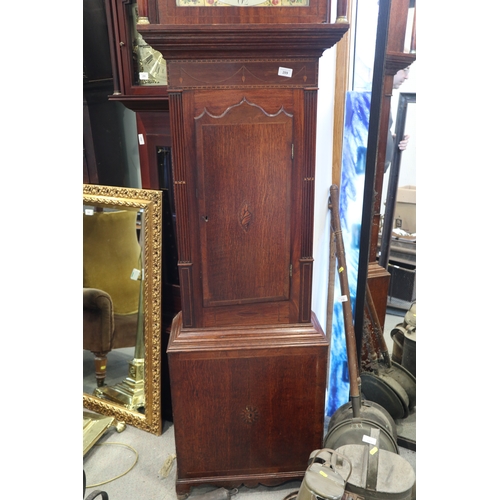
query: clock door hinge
289 264 293 277
291 144 294 159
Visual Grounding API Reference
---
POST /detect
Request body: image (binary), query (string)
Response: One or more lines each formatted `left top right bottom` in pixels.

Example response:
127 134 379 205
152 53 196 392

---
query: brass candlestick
95 246 146 412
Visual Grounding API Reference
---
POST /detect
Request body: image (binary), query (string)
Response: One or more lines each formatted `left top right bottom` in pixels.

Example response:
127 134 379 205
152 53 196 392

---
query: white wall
312 44 337 332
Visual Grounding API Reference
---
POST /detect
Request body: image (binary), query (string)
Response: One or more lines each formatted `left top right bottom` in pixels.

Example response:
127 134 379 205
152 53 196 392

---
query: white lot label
278 67 293 78
362 435 377 445
130 268 142 280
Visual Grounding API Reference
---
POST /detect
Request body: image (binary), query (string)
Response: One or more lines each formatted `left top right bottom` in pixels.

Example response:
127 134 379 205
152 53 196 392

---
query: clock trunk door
195 99 294 325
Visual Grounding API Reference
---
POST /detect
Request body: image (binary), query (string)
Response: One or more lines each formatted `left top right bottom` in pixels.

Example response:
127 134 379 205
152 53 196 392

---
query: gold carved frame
83 184 163 435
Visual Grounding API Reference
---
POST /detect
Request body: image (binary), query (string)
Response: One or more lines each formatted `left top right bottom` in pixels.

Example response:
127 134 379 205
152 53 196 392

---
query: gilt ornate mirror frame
83 184 163 435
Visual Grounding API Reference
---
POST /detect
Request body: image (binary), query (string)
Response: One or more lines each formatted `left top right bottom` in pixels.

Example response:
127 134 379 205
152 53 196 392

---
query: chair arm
83 288 115 354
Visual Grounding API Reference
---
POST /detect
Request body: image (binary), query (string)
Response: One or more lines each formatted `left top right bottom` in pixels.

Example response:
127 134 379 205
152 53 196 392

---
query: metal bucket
360 372 409 420
324 416 399 454
337 429 415 500
404 302 416 329
327 399 398 445
402 329 416 378
391 302 416 368
295 449 352 500
390 326 405 365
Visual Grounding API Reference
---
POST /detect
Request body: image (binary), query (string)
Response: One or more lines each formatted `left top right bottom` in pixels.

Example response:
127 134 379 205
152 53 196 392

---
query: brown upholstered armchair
83 288 114 386
83 209 141 387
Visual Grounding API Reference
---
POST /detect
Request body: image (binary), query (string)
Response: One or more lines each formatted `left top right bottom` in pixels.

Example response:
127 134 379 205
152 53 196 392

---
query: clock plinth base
167 312 329 497
175 473 302 499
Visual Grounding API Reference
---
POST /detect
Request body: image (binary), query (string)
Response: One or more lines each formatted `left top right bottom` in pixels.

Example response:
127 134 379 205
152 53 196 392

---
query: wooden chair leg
93 355 108 387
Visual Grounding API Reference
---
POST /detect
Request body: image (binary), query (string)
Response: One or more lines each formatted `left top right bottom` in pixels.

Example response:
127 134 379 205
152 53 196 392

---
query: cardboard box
394 185 416 234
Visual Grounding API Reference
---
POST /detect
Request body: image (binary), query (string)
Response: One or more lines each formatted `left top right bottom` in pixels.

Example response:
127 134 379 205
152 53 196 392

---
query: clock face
176 0 309 6
157 0 328 24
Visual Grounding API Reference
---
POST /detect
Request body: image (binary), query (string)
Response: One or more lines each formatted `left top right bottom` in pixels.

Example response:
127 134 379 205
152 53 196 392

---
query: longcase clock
137 0 349 496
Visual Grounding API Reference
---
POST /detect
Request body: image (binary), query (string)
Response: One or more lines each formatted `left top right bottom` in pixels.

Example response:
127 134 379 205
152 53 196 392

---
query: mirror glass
83 184 163 435
380 92 416 311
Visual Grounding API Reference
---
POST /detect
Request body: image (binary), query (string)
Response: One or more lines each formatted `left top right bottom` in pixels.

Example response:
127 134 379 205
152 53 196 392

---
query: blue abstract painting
326 91 371 417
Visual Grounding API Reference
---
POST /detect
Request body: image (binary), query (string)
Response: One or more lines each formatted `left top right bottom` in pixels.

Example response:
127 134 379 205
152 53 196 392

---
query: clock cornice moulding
138 23 350 60
385 51 416 75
